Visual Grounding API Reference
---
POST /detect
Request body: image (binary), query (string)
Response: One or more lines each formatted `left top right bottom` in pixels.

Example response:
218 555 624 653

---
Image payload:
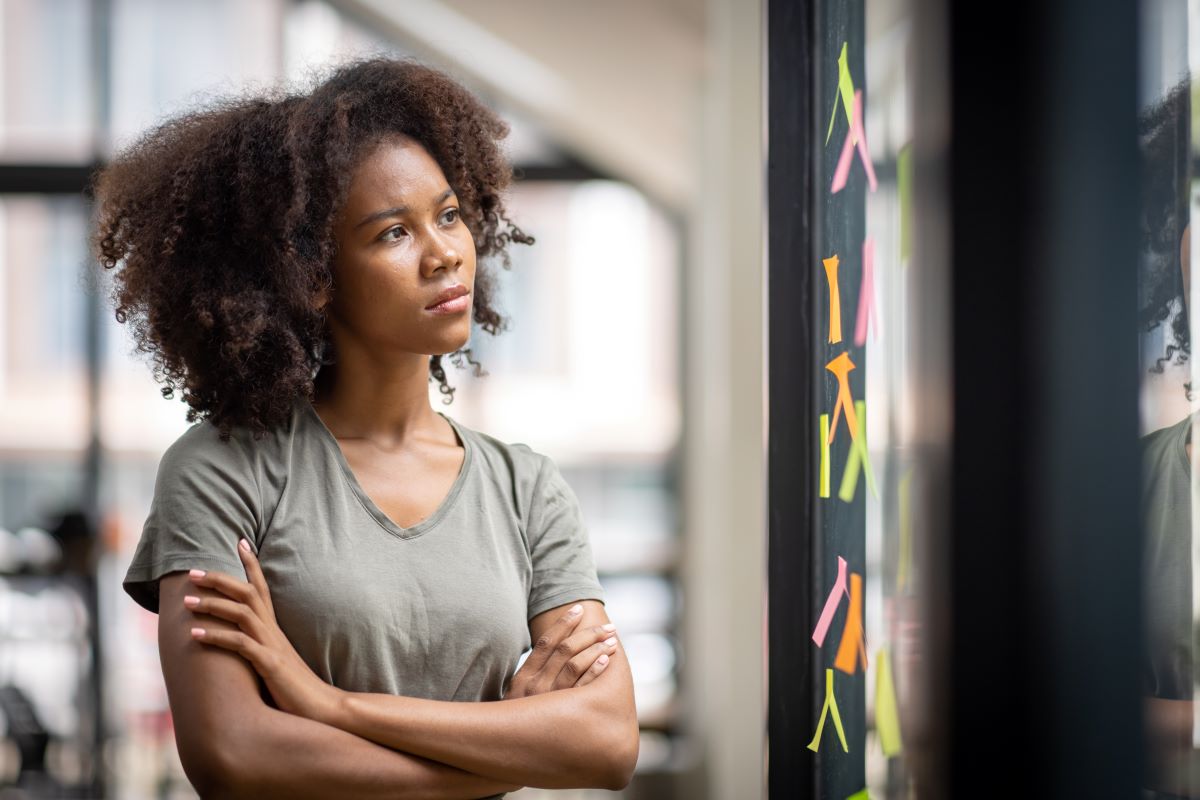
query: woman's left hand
184 538 344 726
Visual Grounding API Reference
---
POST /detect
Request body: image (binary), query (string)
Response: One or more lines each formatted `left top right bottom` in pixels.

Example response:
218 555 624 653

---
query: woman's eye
441 208 459 225
382 225 407 241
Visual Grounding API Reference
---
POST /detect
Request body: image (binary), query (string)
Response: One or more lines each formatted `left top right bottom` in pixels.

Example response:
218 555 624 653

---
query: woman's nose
421 234 463 273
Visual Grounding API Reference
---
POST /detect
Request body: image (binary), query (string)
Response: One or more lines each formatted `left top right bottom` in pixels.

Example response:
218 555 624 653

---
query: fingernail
190 628 205 638
569 604 583 616
189 569 206 579
604 636 617 647
601 623 616 632
183 595 199 608
239 539 251 553
597 654 609 666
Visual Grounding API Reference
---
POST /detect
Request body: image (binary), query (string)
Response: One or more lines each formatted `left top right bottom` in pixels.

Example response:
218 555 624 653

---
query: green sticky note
847 790 871 800
838 400 878 502
819 414 831 498
807 668 849 753
826 43 856 146
898 143 912 261
875 647 903 756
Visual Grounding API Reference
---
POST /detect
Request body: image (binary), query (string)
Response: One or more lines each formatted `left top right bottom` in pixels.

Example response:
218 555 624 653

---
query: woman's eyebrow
354 187 457 230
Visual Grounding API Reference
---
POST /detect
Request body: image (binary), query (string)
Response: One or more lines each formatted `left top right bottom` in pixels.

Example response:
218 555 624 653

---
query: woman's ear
312 286 332 312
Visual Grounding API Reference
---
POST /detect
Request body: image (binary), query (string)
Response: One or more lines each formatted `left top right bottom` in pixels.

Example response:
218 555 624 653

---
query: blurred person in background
87 57 638 798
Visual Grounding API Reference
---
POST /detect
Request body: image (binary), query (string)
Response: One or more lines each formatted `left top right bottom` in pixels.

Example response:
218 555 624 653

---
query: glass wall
768 0 944 796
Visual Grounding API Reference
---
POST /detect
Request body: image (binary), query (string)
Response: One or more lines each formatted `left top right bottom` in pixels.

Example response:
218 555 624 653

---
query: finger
525 604 585 671
190 626 271 669
554 636 619 690
544 624 617 676
573 652 611 688
237 538 274 613
188 568 256 607
183 594 265 639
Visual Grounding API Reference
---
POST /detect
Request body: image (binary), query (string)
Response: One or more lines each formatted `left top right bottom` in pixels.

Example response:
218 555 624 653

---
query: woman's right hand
504 603 619 698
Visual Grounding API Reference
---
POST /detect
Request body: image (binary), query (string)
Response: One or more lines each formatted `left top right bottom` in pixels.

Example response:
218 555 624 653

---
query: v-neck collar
301 400 473 540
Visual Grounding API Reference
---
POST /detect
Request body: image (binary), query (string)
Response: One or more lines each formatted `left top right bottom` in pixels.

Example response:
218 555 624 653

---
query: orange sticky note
824 255 843 344
825 352 859 445
834 572 868 675
807 668 849 753
875 647 903 756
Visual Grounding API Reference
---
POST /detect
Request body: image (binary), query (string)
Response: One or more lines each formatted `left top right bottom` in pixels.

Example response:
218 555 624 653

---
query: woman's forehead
345 137 452 208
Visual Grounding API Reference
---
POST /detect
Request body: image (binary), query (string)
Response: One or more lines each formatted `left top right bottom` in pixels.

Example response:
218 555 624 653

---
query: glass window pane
0 0 92 162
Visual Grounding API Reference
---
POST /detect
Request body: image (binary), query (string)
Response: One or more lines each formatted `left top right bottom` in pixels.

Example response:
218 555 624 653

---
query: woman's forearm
322 682 637 791
212 702 520 800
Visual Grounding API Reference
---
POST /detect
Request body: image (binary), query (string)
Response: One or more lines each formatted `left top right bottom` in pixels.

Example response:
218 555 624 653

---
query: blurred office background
0 0 764 798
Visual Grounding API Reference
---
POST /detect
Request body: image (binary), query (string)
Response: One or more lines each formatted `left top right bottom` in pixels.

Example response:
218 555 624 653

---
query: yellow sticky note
838 400 878 501
897 469 913 591
826 42 856 146
807 668 849 753
819 414 831 498
875 648 903 756
898 143 913 262
824 255 843 344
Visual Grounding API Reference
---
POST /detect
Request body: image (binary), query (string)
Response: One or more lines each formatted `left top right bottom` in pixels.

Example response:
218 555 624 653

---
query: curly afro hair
1139 80 1191 391
89 57 533 440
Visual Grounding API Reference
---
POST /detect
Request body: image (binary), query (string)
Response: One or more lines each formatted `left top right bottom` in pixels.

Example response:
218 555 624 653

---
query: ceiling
332 0 708 211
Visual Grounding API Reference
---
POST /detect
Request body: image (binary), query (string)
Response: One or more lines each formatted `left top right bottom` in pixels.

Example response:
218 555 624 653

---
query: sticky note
825 42 856 146
838 400 878 501
823 255 843 344
834 572 868 675
897 469 913 591
853 237 880 347
847 791 871 800
812 556 849 646
807 668 849 753
825 352 859 445
831 89 879 194
898 143 912 261
875 647 903 756
819 414 831 498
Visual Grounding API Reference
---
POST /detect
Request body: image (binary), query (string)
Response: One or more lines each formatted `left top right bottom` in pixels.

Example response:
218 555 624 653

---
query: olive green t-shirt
123 399 606 710
1143 413 1196 702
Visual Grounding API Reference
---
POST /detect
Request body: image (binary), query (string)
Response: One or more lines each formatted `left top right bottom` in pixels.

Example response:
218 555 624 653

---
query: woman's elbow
177 727 255 799
598 721 639 790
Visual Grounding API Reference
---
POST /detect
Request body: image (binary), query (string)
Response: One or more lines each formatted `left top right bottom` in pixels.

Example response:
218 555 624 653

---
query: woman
90 58 638 798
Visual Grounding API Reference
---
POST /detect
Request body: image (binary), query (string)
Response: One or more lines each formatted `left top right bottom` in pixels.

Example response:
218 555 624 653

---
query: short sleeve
525 454 606 620
122 423 259 614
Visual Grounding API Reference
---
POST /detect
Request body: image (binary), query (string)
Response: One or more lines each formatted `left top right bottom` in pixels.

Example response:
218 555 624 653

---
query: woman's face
327 134 476 357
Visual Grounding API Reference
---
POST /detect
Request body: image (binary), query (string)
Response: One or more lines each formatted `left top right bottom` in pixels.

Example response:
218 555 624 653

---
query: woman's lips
425 293 471 315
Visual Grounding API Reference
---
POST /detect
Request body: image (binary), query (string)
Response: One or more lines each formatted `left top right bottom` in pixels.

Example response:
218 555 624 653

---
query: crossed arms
157 567 638 799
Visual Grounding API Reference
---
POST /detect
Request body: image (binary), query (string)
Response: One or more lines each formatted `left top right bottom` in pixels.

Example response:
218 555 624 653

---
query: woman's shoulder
1142 413 1193 464
445 414 553 487
157 402 302 477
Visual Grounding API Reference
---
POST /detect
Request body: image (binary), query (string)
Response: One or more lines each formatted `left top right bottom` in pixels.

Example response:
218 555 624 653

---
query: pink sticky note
854 237 880 346
812 556 850 647
831 90 878 194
